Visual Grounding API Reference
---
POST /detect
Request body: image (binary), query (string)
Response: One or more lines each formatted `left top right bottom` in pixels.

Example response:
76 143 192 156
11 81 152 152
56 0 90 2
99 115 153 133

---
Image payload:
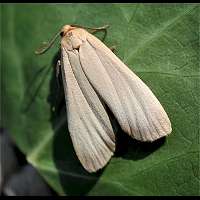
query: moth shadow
105 105 166 161
22 64 51 113
112 117 166 160
48 51 103 196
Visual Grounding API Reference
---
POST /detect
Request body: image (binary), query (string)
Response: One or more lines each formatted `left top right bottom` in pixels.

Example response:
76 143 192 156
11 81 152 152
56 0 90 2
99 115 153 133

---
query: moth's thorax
60 25 75 35
60 25 88 51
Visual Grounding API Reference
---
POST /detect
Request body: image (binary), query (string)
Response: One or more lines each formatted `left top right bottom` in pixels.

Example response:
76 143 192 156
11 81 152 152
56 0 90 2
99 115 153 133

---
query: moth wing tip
84 151 114 173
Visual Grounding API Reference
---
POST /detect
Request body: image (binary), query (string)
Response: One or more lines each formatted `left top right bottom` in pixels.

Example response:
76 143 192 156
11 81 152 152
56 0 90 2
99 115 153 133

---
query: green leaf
1 4 199 195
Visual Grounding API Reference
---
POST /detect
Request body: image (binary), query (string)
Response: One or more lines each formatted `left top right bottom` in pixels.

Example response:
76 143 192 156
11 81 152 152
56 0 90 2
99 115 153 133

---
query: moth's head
35 24 86 55
60 25 76 37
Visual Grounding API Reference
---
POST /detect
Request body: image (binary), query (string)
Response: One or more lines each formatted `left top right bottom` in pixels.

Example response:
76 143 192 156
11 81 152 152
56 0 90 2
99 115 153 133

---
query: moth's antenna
71 24 109 42
35 31 61 55
71 24 109 33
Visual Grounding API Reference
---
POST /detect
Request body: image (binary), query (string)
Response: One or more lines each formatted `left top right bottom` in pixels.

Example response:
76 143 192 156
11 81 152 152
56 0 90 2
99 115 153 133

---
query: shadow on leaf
21 63 51 113
106 106 166 160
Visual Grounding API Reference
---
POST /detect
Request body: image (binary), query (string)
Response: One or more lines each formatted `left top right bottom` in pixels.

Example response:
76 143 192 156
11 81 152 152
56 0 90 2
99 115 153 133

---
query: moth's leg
56 60 61 88
109 45 116 52
52 59 65 114
56 60 61 78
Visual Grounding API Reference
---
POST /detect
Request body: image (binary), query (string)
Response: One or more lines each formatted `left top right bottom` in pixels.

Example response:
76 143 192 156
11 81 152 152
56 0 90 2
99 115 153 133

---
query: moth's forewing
60 31 115 173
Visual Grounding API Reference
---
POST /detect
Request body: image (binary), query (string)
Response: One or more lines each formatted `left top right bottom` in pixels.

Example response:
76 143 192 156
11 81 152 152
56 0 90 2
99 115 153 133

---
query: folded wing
61 46 115 173
79 34 172 142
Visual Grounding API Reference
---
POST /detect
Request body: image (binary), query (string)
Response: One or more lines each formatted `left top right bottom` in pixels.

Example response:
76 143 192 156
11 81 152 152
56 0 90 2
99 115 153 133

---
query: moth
35 24 172 173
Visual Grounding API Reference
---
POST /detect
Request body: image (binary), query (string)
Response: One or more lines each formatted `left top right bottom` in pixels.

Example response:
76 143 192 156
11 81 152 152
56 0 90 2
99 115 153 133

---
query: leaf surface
1 4 199 195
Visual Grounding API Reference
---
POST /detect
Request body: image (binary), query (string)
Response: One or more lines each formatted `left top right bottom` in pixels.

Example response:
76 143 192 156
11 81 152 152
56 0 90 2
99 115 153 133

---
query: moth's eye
60 31 64 37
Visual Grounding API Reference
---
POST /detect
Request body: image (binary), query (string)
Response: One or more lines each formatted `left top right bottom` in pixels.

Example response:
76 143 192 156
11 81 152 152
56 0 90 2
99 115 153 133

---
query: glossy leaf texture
1 4 199 195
